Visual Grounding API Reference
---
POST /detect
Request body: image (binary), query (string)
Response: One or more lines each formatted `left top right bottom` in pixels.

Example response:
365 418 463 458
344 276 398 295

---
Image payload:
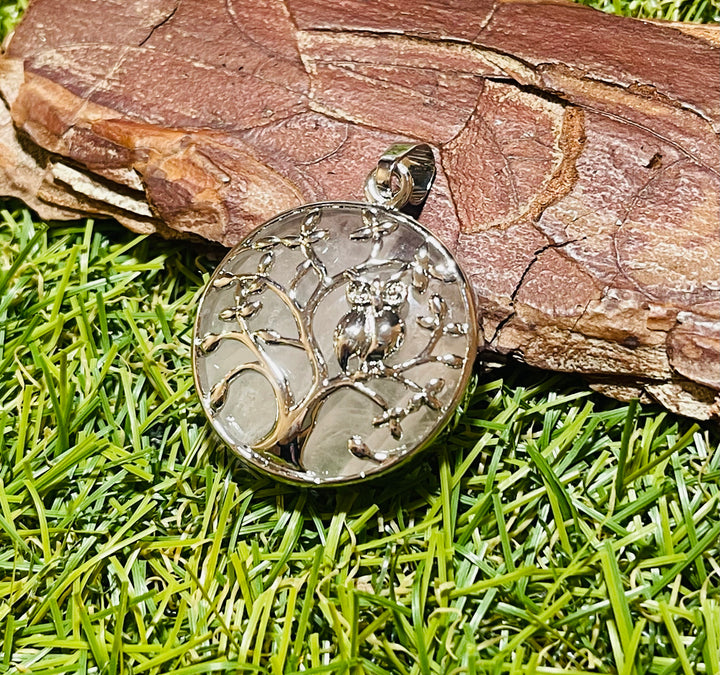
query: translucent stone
193 202 477 485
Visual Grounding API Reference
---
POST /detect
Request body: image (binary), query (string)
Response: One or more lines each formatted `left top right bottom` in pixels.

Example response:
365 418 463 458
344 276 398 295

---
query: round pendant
193 201 477 485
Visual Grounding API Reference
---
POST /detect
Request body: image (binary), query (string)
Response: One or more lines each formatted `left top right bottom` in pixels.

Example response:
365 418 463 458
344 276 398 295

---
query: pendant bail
364 143 436 211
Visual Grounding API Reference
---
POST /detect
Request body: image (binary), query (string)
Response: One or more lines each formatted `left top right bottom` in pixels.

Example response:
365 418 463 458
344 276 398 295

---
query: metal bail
364 144 436 211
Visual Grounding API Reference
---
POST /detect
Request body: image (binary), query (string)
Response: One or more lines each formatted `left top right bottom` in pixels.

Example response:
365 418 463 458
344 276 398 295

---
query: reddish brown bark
1 0 718 417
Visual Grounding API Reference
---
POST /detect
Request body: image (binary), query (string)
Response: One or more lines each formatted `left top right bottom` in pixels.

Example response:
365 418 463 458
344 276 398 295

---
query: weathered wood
1 0 718 417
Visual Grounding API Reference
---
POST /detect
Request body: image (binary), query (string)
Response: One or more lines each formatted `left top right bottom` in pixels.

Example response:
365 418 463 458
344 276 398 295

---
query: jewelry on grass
193 144 477 485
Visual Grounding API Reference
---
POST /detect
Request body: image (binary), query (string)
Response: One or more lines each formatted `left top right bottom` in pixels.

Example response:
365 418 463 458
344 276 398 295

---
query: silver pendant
193 144 477 485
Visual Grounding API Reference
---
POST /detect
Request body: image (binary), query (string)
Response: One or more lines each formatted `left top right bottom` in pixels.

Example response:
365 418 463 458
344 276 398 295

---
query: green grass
575 0 719 21
0 0 25 38
1 1 719 674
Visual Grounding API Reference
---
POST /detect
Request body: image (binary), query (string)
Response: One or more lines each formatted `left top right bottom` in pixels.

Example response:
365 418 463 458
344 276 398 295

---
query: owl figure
334 276 407 373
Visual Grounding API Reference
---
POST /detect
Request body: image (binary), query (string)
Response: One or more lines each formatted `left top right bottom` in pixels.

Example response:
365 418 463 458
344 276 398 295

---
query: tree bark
1 0 718 418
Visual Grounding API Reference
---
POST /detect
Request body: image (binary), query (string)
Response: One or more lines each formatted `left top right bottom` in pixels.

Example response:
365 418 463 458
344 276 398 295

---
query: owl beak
373 296 384 311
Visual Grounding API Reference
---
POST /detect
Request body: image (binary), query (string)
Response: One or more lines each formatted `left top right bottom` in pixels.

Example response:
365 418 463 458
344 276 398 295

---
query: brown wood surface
1 0 718 417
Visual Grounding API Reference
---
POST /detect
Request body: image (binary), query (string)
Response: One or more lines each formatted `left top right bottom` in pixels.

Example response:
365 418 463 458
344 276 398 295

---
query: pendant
192 144 477 485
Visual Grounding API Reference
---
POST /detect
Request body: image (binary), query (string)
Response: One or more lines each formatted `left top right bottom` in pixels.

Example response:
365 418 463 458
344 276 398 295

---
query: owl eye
382 281 407 306
346 279 372 305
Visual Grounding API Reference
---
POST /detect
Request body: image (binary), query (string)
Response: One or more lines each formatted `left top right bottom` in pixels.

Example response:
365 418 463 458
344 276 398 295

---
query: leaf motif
257 251 274 274
254 329 282 343
377 219 398 237
308 229 329 243
280 236 302 248
348 435 376 460
417 315 437 330
409 393 425 412
349 226 373 240
389 418 403 440
429 263 457 283
424 394 442 410
415 245 429 265
209 380 228 411
430 294 447 316
426 378 445 394
412 266 429 293
237 301 262 318
444 322 468 336
438 354 464 368
361 208 376 226
212 272 237 289
239 278 263 296
199 333 222 353
253 236 281 250
218 308 237 321
301 209 321 235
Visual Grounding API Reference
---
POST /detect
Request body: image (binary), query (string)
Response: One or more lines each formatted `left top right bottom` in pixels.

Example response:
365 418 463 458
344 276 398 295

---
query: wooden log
1 0 718 418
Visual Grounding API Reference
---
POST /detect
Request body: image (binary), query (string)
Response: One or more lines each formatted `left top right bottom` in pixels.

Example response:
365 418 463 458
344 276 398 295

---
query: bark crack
299 27 717 154
489 236 587 345
138 2 180 48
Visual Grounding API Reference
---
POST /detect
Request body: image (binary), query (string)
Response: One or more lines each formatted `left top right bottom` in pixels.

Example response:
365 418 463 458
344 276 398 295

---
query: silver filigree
193 144 476 485
193 203 477 484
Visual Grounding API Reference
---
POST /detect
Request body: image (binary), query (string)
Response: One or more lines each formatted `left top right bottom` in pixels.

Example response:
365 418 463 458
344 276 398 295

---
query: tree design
196 206 471 468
